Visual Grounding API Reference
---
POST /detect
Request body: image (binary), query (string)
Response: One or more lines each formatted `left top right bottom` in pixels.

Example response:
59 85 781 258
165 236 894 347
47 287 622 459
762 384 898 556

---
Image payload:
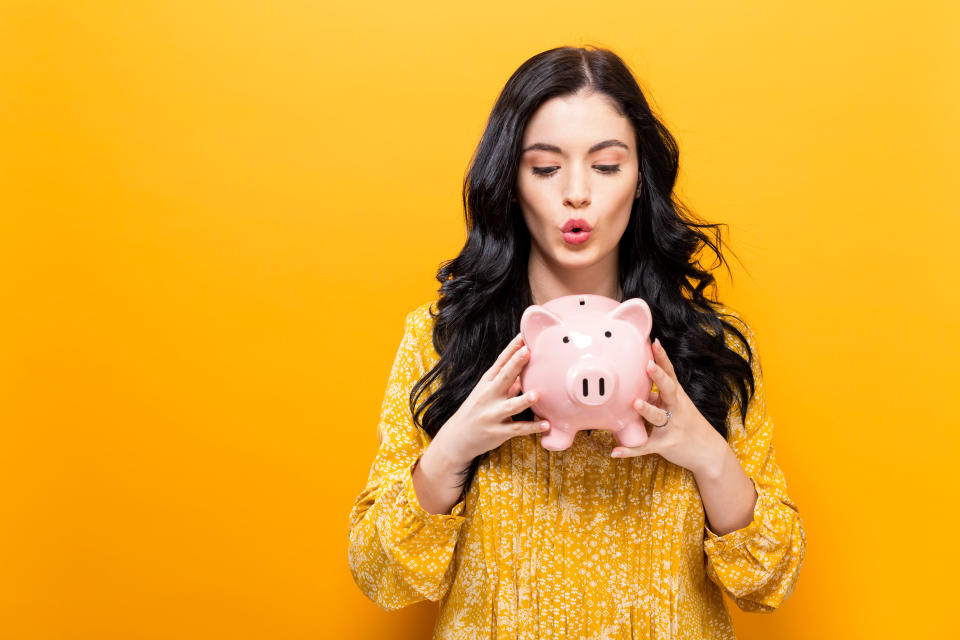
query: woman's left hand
611 338 728 477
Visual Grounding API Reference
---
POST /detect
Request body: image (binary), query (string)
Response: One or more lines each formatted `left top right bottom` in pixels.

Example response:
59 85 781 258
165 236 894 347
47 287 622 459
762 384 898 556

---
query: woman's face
514 90 640 271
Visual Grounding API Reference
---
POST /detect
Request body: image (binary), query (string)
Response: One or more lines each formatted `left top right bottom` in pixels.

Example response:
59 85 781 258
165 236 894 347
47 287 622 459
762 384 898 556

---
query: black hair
409 45 755 494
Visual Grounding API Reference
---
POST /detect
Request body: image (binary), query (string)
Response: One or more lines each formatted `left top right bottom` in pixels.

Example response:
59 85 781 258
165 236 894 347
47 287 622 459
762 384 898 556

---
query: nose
563 163 591 208
567 362 618 407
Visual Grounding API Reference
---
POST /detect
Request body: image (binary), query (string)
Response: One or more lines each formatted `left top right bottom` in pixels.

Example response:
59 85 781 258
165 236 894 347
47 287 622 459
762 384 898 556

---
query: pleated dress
348 299 805 639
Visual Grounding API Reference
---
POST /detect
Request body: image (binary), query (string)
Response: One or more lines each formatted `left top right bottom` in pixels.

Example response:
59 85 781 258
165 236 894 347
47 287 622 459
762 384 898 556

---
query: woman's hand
611 338 728 476
431 333 550 470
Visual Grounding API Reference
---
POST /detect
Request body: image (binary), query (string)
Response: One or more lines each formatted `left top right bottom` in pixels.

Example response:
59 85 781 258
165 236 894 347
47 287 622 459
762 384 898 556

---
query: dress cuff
370 456 468 603
703 476 770 552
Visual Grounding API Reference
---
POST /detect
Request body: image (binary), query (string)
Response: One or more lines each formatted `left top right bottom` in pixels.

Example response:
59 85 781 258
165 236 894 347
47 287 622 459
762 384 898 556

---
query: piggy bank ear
520 305 564 348
609 298 653 338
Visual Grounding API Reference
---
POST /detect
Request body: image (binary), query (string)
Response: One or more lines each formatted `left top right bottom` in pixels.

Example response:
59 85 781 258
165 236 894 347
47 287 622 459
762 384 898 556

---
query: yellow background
2 1 957 637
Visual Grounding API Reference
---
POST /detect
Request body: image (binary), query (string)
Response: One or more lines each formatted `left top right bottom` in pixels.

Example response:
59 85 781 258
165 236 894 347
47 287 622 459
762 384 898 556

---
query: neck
528 245 622 306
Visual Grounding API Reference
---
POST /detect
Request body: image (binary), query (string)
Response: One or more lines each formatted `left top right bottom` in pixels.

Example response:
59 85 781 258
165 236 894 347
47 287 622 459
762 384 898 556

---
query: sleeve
346 304 468 611
702 313 807 613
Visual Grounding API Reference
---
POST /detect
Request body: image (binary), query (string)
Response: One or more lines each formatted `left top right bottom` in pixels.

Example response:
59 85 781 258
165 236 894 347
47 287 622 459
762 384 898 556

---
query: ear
520 305 564 349
609 298 652 339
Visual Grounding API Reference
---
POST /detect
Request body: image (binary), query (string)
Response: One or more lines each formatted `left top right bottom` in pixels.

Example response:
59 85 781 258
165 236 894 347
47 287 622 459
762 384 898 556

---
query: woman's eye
532 166 559 177
531 165 622 178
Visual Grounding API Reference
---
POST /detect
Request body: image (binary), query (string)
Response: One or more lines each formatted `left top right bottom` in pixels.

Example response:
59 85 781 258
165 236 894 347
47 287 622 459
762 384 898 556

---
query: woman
348 45 805 638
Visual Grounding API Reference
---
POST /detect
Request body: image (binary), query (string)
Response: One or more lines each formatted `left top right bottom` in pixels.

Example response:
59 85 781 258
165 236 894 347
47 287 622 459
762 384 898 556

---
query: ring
653 409 672 428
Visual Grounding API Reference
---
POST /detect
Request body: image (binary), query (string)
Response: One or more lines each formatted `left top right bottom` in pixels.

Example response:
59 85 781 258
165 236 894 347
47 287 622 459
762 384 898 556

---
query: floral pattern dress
347 300 806 639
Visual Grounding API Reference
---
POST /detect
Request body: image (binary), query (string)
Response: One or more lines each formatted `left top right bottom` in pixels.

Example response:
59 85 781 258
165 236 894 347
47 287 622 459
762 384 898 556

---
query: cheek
517 175 552 207
517 183 553 232
611 207 632 238
607 185 636 232
520 208 549 242
606 176 638 207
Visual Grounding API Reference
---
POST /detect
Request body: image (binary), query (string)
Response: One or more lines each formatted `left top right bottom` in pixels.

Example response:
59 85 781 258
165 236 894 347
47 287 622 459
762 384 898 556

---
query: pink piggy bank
519 294 655 451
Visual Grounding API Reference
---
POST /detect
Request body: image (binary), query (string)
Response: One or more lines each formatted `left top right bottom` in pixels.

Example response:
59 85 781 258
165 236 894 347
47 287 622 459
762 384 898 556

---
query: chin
555 247 601 267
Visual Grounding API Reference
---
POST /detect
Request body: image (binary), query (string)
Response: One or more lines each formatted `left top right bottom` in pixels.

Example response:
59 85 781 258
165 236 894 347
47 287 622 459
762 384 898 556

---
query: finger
645 389 660 407
492 343 530 393
652 338 677 380
500 388 539 417
503 418 551 438
482 333 524 382
645 358 678 403
507 376 522 397
611 443 655 458
611 437 659 458
633 397 670 427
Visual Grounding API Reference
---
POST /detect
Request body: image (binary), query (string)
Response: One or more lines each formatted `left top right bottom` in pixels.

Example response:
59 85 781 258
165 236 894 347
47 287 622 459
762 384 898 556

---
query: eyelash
531 165 621 178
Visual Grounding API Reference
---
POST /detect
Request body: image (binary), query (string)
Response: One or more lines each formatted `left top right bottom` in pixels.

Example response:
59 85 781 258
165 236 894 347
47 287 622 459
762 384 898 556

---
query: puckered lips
560 218 593 245
561 218 593 233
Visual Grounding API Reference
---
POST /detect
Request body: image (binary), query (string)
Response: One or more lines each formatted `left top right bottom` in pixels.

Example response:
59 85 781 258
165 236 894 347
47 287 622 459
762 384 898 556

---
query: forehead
522 92 634 152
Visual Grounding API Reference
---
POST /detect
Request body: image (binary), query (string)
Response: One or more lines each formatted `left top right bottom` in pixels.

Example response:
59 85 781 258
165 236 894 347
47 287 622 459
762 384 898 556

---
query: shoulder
706 302 765 426
705 301 758 358
402 298 441 362
405 299 439 332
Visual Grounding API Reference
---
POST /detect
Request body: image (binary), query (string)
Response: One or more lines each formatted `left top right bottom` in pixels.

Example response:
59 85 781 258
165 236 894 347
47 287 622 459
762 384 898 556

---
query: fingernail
520 346 529 356
611 450 624 457
540 421 550 430
634 398 643 409
647 359 655 369
527 390 539 401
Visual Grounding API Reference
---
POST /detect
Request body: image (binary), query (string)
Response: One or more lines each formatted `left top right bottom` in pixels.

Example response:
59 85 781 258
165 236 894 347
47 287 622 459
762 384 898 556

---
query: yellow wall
2 1 957 637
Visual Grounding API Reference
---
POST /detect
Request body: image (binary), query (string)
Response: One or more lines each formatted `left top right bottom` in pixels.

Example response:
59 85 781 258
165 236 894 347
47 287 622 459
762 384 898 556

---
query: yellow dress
348 300 806 639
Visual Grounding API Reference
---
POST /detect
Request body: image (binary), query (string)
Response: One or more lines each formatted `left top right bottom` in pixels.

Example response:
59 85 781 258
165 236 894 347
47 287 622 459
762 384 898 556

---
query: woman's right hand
431 332 549 470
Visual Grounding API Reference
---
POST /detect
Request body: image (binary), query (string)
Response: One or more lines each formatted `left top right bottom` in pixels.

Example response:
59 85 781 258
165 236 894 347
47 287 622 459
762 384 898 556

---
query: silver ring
653 409 672 428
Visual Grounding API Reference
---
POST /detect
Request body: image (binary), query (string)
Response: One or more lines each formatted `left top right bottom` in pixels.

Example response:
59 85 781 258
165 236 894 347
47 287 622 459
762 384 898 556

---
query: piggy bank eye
562 336 570 343
604 330 612 337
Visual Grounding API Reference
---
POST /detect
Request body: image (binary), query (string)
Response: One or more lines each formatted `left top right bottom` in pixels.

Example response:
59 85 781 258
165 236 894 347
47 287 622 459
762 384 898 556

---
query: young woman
348 45 805 638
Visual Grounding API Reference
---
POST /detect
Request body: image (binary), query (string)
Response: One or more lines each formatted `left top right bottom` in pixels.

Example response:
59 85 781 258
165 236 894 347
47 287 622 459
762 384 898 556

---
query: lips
561 218 593 233
561 217 593 246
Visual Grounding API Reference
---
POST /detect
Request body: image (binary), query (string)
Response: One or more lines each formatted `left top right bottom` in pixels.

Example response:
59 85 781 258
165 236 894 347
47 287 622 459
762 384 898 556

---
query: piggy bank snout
566 362 619 407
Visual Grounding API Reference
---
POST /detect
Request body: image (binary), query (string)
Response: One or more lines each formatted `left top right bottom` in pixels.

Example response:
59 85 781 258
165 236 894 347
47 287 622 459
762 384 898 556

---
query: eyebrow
521 139 630 154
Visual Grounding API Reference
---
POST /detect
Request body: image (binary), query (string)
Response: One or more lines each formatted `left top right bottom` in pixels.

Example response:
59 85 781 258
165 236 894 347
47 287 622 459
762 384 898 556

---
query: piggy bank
519 294 655 451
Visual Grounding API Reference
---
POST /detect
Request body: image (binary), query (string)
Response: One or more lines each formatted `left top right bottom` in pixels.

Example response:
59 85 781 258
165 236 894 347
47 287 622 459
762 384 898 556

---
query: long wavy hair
409 45 756 494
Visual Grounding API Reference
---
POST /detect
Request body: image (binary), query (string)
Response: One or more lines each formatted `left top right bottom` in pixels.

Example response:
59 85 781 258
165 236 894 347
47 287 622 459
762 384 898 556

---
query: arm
694 436 759 536
347 305 467 611
413 435 472 516
700 314 807 612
